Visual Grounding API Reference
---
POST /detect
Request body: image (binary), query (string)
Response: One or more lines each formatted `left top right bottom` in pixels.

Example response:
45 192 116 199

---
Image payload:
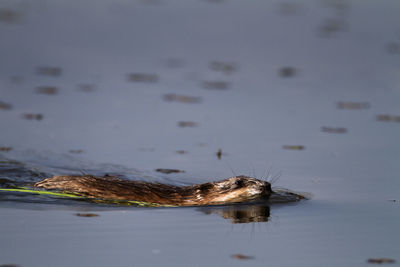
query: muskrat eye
235 180 243 187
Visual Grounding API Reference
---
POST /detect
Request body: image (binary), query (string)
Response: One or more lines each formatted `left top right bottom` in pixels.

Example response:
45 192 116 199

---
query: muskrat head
207 176 272 205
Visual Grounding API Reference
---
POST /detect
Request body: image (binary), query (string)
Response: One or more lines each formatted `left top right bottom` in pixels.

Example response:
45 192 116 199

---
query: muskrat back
34 175 272 206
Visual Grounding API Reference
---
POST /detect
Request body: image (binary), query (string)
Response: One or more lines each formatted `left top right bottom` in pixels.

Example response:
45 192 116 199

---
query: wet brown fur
34 175 272 206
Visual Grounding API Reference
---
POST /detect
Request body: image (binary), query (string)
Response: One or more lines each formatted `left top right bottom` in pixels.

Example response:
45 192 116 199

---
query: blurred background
1 0 400 266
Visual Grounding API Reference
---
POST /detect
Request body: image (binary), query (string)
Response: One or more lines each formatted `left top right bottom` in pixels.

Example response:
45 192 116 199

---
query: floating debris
176 150 187 154
386 42 400 54
36 66 62 77
69 149 84 154
322 0 350 12
0 8 21 24
163 94 202 104
279 67 297 78
0 147 12 152
376 114 400 123
139 147 155 152
216 148 222 160
317 18 348 37
178 121 198 127
0 264 20 267
127 73 158 83
165 58 185 68
278 2 303 15
231 254 254 260
0 178 15 185
77 84 96 92
321 126 348 133
282 145 305 150
36 86 58 95
139 0 161 5
22 113 43 121
76 213 99 217
155 168 185 174
201 81 231 90
203 0 226 3
209 61 238 75
10 76 24 84
0 101 12 110
336 102 370 110
367 258 396 264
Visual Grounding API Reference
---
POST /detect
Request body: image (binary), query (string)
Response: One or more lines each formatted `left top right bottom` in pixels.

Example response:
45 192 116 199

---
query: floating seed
376 114 400 123
279 67 297 77
178 121 198 127
163 94 202 104
367 258 396 264
231 254 254 260
155 168 185 174
22 113 43 121
317 18 348 37
209 61 237 75
0 8 21 23
0 101 12 110
36 66 62 77
282 145 305 150
77 84 96 92
321 126 347 133
216 148 222 159
336 102 370 109
386 42 400 54
127 73 158 83
69 149 84 154
201 81 231 90
36 86 58 95
165 58 185 68
279 2 302 15
76 213 99 217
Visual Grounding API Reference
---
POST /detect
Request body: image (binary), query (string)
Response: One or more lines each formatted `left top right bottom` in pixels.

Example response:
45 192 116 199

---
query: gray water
1 0 400 266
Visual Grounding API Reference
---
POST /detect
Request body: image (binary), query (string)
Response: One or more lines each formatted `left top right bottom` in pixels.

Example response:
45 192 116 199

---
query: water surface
1 0 400 266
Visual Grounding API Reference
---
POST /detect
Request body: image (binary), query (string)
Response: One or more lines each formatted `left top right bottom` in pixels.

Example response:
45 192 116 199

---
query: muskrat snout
265 183 272 194
260 182 272 198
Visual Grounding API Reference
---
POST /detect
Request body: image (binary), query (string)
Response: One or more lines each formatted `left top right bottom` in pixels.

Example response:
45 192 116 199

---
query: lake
1 0 400 266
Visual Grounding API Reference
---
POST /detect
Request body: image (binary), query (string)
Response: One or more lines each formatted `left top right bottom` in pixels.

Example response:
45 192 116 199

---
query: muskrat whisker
250 163 257 179
262 166 273 182
271 186 286 190
270 171 282 185
261 165 282 185
79 169 88 175
225 162 237 176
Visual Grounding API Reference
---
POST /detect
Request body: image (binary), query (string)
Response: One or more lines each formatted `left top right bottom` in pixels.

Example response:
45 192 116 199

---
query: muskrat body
34 175 272 206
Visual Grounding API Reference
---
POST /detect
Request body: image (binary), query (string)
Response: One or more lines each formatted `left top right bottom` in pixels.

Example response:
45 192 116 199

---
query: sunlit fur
34 175 272 206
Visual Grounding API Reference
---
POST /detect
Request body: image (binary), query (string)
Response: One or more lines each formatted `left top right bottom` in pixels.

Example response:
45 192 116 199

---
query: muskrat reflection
200 204 270 224
269 189 306 203
198 190 306 224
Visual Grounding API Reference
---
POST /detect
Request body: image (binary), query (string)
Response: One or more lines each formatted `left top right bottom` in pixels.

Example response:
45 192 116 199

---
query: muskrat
34 175 272 206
